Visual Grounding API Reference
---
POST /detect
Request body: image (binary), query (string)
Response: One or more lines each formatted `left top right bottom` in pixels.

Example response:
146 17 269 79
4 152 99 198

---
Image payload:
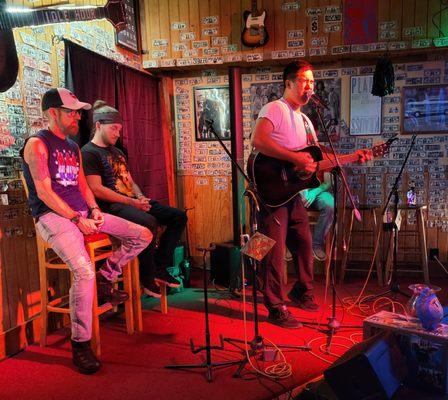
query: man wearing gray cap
21 88 152 374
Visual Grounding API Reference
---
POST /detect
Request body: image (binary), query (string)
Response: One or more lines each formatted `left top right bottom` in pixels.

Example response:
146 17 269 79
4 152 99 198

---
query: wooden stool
383 205 429 284
307 210 333 288
37 231 139 356
339 205 382 285
131 258 168 318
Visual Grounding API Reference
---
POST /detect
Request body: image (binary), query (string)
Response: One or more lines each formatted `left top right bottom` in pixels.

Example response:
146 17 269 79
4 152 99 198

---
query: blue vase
415 287 443 331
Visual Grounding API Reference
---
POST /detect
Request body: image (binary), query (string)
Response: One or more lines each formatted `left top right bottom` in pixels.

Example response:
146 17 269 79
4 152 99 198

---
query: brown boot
71 340 101 374
96 272 129 306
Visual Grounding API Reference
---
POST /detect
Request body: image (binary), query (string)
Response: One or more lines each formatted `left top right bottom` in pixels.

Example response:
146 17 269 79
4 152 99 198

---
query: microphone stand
309 95 362 351
365 134 417 302
204 119 310 378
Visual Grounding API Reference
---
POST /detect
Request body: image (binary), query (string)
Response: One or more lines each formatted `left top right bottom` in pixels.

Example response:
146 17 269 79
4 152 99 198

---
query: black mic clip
309 94 329 110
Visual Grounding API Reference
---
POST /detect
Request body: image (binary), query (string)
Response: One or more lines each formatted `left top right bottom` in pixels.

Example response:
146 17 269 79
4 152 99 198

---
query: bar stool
36 230 138 356
383 204 429 284
307 210 333 288
339 205 382 285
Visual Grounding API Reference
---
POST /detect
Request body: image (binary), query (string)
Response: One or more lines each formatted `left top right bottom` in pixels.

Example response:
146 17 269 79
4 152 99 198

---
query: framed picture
116 0 142 54
349 75 382 135
402 84 448 134
302 77 341 142
194 86 230 141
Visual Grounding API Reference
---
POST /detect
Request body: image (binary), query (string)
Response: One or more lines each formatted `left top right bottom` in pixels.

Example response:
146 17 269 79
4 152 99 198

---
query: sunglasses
59 107 81 117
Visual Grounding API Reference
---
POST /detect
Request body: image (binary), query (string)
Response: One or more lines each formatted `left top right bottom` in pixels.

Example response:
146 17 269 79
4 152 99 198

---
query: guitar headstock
104 0 127 32
372 135 398 157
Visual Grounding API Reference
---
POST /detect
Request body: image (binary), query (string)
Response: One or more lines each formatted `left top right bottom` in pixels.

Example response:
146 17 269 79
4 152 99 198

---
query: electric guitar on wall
247 137 397 208
0 0 126 93
241 0 269 48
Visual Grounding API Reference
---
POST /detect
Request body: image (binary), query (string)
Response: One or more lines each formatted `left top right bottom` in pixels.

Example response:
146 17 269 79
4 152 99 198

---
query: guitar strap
301 114 317 146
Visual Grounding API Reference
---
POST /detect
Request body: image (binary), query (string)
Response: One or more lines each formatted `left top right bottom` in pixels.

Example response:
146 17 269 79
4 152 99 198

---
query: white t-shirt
257 98 317 151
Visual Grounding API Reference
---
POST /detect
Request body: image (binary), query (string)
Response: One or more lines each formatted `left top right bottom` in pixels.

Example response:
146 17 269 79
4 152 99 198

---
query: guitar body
241 10 269 47
0 29 18 93
248 146 323 208
248 137 397 208
0 1 18 93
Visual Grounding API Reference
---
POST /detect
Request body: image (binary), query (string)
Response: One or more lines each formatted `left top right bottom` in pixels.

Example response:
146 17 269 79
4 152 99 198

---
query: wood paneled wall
140 0 448 66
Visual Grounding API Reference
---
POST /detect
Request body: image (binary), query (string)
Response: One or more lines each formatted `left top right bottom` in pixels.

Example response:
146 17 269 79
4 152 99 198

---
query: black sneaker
96 272 129 306
267 305 302 329
71 340 101 375
142 281 162 298
289 290 319 312
155 271 181 288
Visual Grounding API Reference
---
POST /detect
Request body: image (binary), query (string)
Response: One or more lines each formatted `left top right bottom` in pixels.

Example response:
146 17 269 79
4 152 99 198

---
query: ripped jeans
36 211 151 342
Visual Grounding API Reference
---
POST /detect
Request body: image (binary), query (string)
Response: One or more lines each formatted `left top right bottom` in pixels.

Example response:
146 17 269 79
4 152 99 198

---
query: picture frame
302 77 342 142
402 84 448 134
349 75 382 135
194 86 231 141
116 0 142 54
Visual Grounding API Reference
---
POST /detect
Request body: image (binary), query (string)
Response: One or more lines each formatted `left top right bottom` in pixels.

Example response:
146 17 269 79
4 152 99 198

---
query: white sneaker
312 246 327 261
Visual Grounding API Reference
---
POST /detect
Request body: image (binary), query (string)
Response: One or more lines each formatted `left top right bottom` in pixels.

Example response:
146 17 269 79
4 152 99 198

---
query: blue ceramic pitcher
415 287 443 331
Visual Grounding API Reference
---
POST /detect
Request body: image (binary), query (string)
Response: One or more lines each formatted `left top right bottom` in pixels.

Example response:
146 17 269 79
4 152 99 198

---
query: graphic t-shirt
81 142 134 199
22 129 88 218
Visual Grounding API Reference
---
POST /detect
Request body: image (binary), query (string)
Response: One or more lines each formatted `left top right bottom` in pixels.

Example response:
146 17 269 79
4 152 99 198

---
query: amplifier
210 242 242 290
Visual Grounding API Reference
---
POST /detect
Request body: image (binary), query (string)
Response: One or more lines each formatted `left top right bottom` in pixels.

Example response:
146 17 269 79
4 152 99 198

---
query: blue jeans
36 211 151 342
309 191 334 249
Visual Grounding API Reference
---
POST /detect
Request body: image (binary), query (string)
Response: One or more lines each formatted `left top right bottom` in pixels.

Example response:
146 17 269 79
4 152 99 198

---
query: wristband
88 206 100 212
70 213 81 224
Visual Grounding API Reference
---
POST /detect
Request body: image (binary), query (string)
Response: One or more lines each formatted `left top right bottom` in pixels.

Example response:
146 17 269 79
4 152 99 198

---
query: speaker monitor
210 242 241 290
324 332 406 400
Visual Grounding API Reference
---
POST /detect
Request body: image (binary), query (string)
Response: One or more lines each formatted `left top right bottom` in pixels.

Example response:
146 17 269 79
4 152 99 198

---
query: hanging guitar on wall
0 0 127 93
241 0 269 48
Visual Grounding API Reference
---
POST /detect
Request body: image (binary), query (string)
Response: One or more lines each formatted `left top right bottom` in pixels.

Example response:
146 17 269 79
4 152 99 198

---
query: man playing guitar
251 60 372 329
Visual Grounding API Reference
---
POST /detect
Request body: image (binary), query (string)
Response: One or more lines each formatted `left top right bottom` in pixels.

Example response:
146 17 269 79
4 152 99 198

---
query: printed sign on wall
350 75 382 135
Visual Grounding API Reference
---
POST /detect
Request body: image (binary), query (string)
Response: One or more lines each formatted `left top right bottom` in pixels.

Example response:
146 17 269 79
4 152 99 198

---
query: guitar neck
0 7 106 30
318 152 361 172
251 0 259 16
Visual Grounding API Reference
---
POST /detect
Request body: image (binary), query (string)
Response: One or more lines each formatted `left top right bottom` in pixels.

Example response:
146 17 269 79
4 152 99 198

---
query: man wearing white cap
21 88 152 374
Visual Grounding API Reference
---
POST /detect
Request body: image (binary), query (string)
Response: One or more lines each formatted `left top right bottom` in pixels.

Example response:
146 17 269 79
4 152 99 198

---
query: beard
65 124 79 136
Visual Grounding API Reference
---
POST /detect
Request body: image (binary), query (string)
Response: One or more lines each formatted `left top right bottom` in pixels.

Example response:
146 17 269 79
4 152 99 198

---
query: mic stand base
220 259 310 379
165 247 240 382
222 335 311 378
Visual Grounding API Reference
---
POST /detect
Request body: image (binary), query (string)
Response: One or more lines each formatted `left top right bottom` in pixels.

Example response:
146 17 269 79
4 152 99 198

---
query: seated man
300 172 334 261
21 88 152 374
81 100 187 298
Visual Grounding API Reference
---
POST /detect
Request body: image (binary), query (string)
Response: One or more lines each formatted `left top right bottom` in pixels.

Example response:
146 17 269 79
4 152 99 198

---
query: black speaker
210 242 242 290
324 332 407 400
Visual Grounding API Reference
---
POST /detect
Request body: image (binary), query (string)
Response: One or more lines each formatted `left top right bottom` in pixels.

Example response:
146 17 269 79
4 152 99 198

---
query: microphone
306 91 329 110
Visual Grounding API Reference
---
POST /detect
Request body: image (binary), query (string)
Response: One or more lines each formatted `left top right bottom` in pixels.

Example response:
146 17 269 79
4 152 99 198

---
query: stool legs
417 208 429 284
131 258 143 331
37 236 48 347
122 263 134 335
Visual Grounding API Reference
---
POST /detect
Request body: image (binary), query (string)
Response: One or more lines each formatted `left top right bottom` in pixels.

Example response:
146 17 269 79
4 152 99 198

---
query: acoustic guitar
241 0 269 48
0 0 126 93
247 137 397 208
